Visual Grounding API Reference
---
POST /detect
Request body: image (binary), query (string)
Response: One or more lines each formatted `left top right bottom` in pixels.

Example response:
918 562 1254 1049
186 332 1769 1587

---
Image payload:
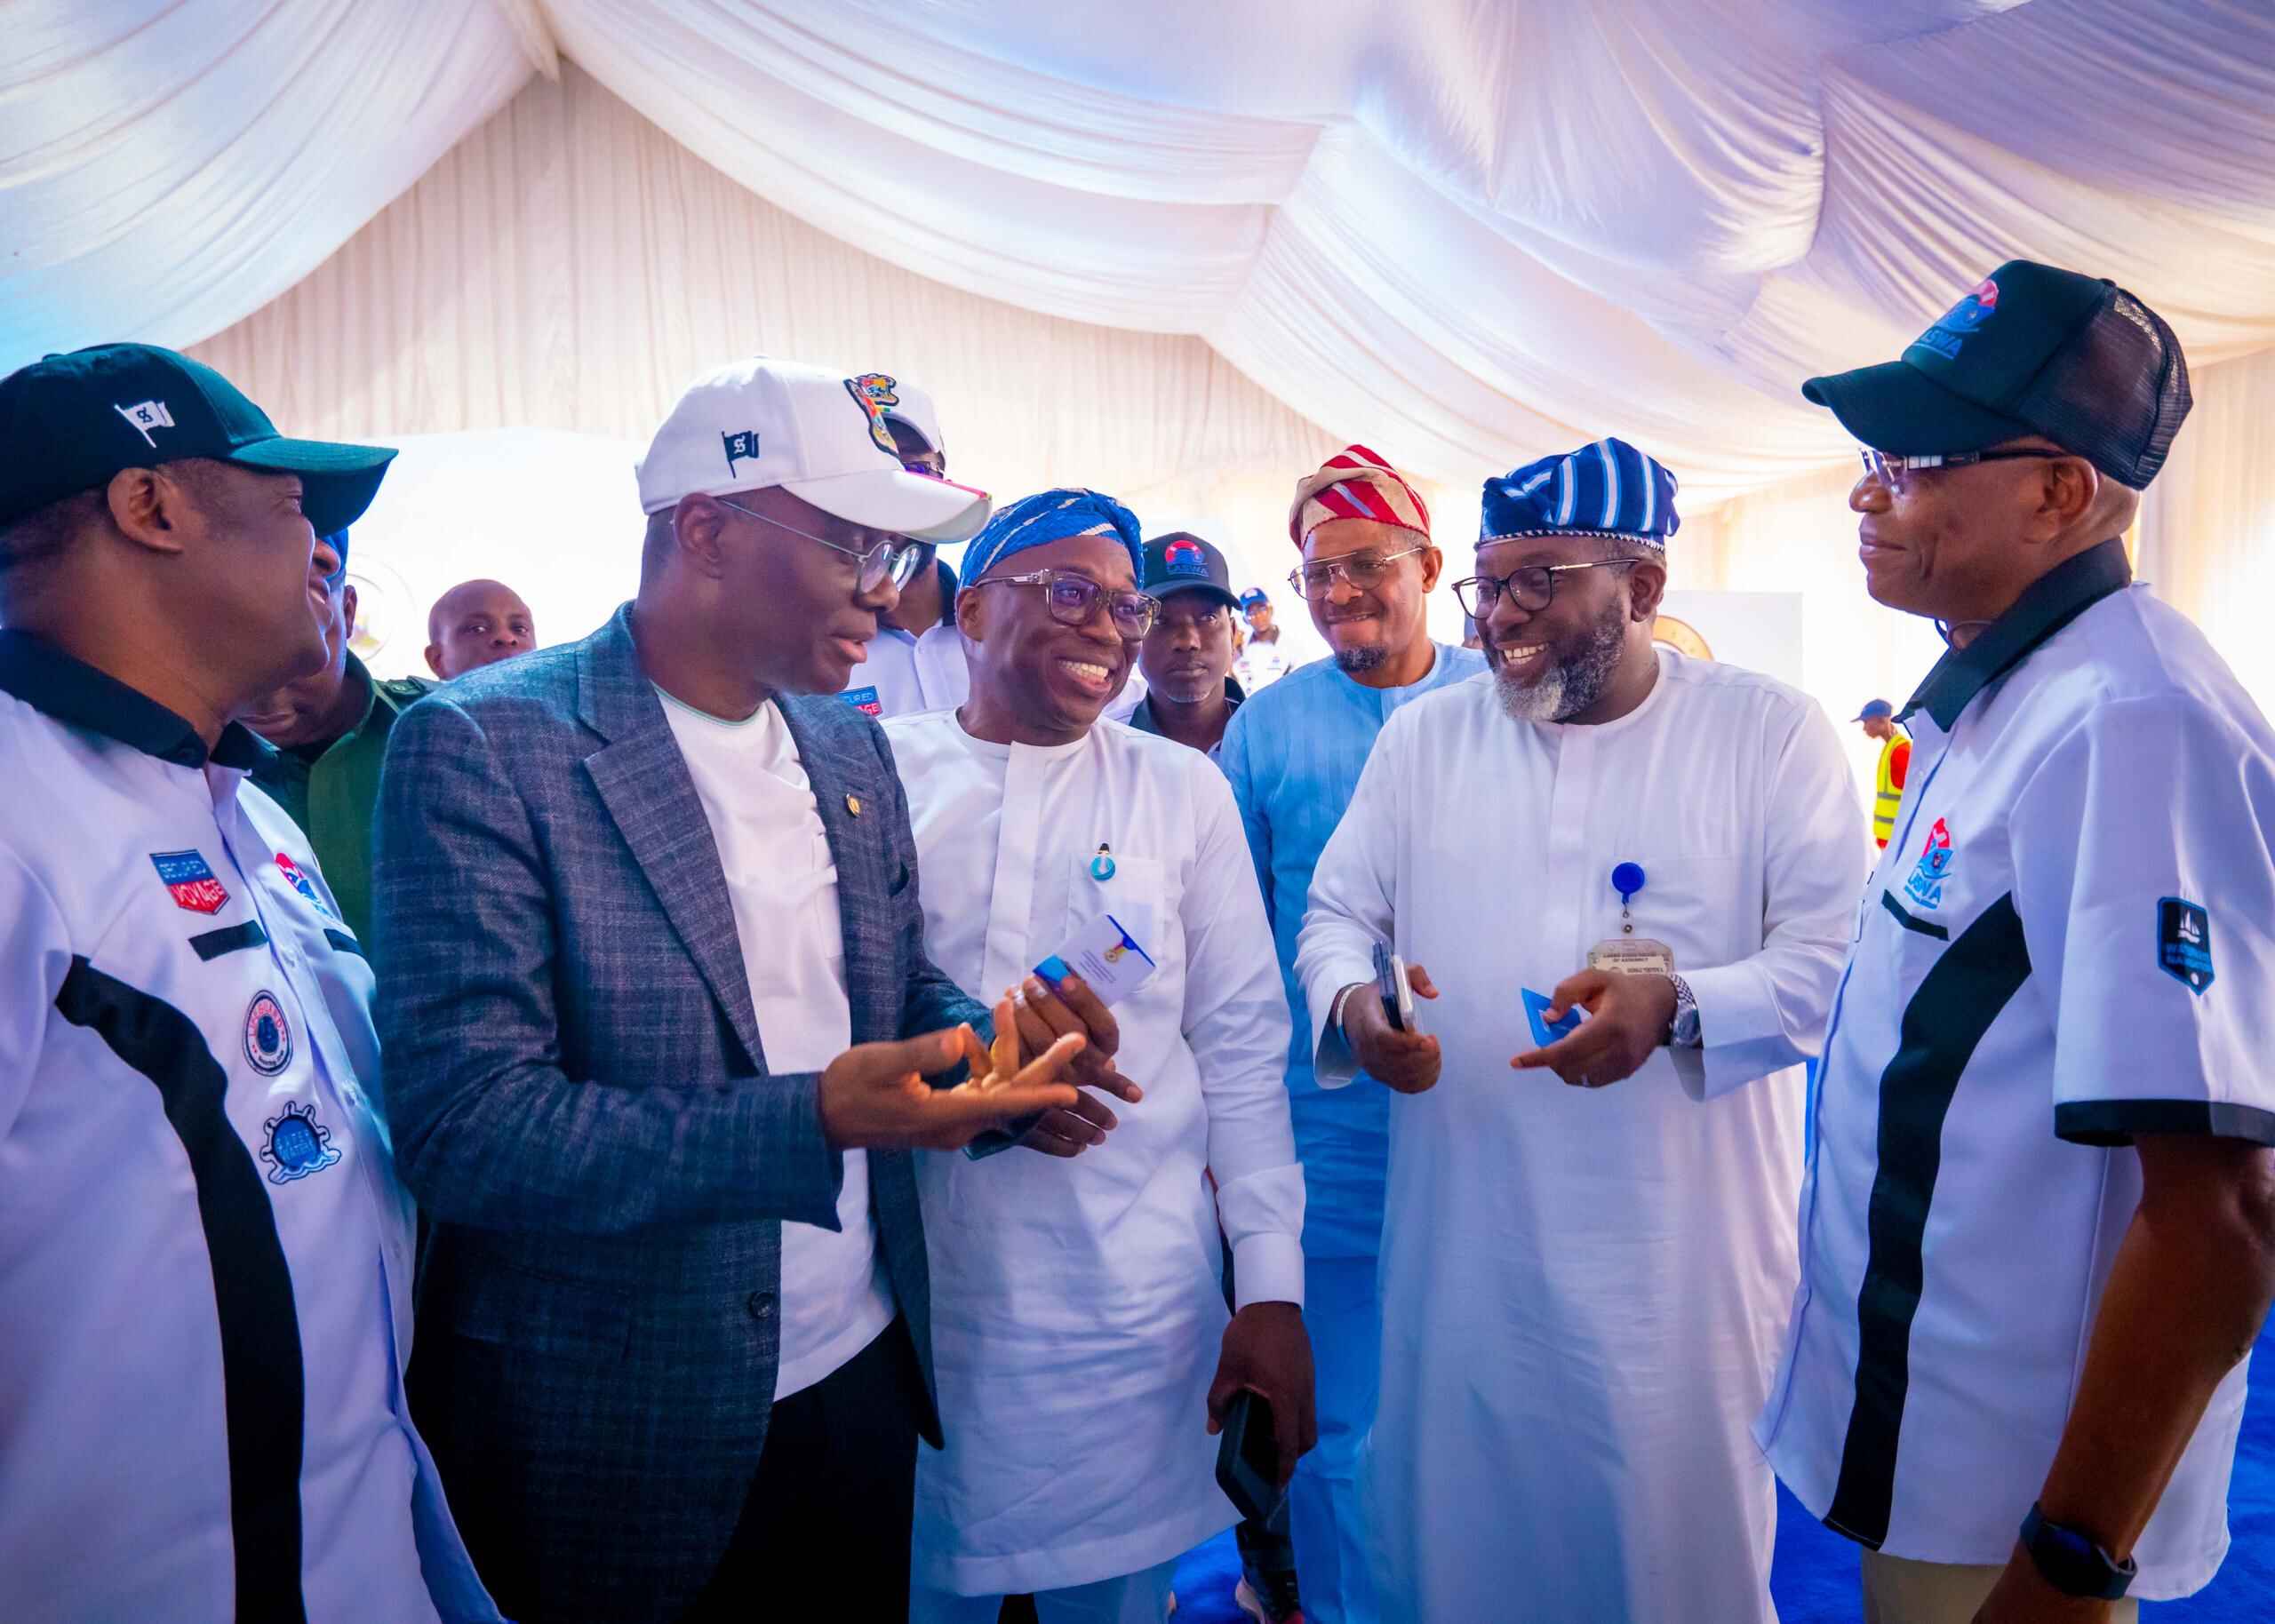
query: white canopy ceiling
5 0 2271 505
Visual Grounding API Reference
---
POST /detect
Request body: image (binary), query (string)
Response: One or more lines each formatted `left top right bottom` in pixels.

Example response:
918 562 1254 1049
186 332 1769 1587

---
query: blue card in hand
1522 987 1583 1048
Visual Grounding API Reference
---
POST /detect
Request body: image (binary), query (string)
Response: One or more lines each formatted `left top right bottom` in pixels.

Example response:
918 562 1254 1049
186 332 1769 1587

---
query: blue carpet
1173 1324 2274 1620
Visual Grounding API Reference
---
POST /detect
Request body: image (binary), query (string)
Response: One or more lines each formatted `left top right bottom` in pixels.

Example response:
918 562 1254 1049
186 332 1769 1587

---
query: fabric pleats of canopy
4 0 2271 709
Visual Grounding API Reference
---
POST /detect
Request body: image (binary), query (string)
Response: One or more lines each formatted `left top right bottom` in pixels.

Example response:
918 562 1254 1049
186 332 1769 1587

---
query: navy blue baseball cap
1854 698 1894 722
1239 586 1271 611
0 344 396 535
1142 531 1238 609
1803 260 2191 490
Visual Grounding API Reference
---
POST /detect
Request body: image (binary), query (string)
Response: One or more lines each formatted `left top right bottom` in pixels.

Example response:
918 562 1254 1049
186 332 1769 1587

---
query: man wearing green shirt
244 529 431 938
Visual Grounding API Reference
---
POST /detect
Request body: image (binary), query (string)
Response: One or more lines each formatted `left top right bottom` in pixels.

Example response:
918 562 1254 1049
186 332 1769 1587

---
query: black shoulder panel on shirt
52 958 310 1622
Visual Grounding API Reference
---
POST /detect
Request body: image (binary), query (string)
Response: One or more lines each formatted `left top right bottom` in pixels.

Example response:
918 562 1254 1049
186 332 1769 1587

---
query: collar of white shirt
1902 537 2131 731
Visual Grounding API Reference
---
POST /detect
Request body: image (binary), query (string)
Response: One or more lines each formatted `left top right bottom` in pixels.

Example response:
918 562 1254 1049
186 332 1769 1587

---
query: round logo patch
243 991 293 1076
259 1100 339 1184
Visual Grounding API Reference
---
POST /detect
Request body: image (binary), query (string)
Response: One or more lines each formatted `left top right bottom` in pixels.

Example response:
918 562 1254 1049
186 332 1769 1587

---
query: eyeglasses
1452 560 1638 618
974 569 1159 638
712 495 924 593
1856 447 2067 493
1286 544 1428 601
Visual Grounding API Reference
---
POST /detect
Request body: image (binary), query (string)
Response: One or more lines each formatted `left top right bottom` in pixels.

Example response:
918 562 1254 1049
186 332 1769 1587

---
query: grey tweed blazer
371 604 984 1624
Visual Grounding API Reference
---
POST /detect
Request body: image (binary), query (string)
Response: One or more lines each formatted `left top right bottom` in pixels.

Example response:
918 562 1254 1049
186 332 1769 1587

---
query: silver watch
1666 974 1702 1048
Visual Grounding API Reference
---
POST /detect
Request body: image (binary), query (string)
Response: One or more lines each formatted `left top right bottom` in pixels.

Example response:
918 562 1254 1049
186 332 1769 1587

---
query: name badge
1036 911 1158 1007
1588 937 1674 975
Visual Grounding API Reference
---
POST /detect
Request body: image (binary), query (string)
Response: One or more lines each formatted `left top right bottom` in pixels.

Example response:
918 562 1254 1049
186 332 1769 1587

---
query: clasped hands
1343 963 1676 1094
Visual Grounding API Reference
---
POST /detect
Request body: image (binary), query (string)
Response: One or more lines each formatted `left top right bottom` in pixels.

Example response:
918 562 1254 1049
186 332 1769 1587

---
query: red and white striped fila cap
1288 444 1432 547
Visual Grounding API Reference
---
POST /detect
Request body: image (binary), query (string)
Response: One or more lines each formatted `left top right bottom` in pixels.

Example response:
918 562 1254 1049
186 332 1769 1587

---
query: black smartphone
1216 1389 1285 1524
1372 941 1416 1033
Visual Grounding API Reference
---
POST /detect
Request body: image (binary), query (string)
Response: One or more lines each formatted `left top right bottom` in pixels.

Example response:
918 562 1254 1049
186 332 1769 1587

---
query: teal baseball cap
0 344 397 535
1803 260 2191 490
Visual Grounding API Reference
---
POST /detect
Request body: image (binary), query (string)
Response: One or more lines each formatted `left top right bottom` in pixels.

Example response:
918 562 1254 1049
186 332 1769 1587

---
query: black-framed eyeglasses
713 494 924 593
1857 447 2067 493
1286 544 1428 601
975 569 1160 638
1453 560 1637 618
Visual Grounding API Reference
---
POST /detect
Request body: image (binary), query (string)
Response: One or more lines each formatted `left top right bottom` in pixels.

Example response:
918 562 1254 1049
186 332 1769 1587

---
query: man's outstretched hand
818 1003 1083 1151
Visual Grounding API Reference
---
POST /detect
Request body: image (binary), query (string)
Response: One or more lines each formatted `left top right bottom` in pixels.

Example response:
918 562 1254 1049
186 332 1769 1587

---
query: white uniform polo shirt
1757 540 2275 1600
0 632 497 1624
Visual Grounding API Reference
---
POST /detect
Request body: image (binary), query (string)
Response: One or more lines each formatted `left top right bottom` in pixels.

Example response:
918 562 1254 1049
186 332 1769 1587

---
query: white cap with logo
636 358 987 541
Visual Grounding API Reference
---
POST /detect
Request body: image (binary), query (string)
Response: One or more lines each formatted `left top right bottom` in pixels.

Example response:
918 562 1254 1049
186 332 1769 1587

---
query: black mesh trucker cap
1802 260 2191 490
0 344 396 535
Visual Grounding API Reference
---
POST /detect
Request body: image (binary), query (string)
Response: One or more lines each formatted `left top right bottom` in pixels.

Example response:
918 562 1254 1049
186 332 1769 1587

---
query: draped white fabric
2139 346 2275 710
6 1 2271 508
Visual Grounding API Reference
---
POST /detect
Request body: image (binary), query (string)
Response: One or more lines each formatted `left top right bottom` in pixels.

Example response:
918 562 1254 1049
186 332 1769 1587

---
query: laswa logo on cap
843 373 903 456
1914 279 2000 361
1162 538 1208 577
721 430 762 474
114 399 175 449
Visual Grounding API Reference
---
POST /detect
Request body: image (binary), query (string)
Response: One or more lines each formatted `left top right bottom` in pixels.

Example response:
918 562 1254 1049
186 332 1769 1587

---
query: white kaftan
883 710 1303 1597
1294 651 1863 1624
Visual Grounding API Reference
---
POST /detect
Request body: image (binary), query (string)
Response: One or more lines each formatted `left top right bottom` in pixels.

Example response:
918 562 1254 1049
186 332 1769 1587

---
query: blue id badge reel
1587 862 1674 976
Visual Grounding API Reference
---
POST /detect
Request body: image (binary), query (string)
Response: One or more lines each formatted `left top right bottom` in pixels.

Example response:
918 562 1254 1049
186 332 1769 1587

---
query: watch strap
1666 973 1701 1048
2019 1502 2136 1601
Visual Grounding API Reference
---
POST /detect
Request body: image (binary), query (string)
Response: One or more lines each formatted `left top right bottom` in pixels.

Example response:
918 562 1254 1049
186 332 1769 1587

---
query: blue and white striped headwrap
1479 438 1680 549
959 487 1145 585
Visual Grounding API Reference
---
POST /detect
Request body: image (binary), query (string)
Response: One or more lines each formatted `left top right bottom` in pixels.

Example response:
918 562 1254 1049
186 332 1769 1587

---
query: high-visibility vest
1873 732 1910 847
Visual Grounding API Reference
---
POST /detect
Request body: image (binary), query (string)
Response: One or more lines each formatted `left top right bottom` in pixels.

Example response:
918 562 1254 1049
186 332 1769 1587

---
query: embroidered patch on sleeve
2157 897 2214 994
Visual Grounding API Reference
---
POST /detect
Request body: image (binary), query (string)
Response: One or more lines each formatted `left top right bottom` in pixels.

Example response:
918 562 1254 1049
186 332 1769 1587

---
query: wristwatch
2019 1502 2136 1600
1665 974 1701 1048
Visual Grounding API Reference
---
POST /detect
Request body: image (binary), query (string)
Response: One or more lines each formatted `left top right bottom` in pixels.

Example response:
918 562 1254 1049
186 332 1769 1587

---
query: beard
1334 644 1388 674
1493 594 1628 723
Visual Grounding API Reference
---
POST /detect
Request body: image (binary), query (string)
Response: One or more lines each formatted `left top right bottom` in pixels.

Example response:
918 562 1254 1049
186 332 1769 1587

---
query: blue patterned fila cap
1479 437 1680 549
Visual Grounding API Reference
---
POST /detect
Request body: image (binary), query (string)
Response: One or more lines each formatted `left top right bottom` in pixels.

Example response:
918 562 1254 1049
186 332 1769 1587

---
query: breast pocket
1602 855 1747 970
1062 852 1172 975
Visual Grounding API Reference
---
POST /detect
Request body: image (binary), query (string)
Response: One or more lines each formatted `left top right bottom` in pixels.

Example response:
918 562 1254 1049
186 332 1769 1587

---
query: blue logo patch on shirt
842 685 882 717
1903 817 1956 911
259 1100 340 1184
2158 897 2214 994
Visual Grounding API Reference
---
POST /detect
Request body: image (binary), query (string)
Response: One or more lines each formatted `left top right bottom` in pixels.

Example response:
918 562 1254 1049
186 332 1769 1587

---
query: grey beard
1494 596 1626 723
1334 644 1389 674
